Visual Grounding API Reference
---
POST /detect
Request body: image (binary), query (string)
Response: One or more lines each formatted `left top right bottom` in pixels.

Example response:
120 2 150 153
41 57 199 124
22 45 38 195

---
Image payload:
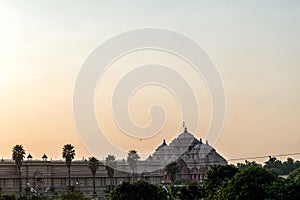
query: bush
111 180 168 200
0 194 16 200
61 192 90 200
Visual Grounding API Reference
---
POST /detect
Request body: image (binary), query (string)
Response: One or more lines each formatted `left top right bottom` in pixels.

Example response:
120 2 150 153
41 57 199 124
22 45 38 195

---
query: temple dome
155 139 167 151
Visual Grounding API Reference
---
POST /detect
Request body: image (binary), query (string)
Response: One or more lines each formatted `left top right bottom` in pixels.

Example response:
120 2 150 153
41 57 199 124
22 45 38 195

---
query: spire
42 153 48 161
27 153 33 159
163 139 166 145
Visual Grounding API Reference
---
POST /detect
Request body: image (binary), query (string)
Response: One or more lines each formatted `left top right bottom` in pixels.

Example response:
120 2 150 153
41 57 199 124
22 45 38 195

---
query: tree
264 156 282 175
237 160 261 171
204 164 238 199
88 156 99 194
285 168 300 199
127 150 140 182
105 155 117 191
264 167 300 200
12 144 26 196
62 144 75 191
164 161 180 182
176 182 206 200
110 180 167 200
221 165 276 200
61 191 89 200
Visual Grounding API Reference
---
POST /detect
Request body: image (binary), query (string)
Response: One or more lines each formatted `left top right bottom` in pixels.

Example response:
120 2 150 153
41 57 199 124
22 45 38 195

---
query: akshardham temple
0 128 226 195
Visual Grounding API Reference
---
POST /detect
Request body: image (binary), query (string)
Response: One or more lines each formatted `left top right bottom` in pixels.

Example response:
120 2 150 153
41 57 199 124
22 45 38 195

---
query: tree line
111 158 300 200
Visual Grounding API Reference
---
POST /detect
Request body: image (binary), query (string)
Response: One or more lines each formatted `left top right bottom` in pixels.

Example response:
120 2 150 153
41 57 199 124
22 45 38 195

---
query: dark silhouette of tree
110 180 168 200
264 156 282 175
262 156 300 175
221 165 276 200
61 191 86 200
285 168 300 199
204 164 238 199
176 182 206 200
105 155 117 191
88 156 99 194
127 150 140 182
12 144 26 196
165 161 180 182
62 144 75 191
237 160 261 171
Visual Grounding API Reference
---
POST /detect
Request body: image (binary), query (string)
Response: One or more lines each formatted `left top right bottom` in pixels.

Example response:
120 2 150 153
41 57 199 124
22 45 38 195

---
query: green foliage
62 144 75 168
237 160 261 171
49 186 55 193
61 191 89 200
106 155 117 191
105 155 117 180
264 177 288 200
221 165 277 200
88 156 99 194
88 157 100 194
23 196 50 200
177 182 206 200
264 156 300 175
202 163 300 200
126 150 140 182
12 144 26 194
88 156 99 176
110 180 167 200
287 167 300 183
62 144 75 191
204 164 238 199
165 161 181 182
105 155 117 175
285 168 300 199
12 145 26 170
127 150 140 172
0 194 16 200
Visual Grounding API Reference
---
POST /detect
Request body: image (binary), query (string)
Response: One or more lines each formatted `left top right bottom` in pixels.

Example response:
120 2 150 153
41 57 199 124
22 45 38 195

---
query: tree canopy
111 180 167 200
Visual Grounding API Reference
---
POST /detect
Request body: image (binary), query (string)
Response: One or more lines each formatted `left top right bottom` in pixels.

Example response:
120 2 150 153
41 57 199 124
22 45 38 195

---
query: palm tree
62 144 75 191
105 155 117 191
12 144 26 195
127 150 140 182
88 156 99 194
165 161 180 182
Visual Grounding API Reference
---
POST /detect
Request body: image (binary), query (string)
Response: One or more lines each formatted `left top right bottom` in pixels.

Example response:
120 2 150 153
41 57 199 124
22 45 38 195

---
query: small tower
27 154 33 161
42 153 48 161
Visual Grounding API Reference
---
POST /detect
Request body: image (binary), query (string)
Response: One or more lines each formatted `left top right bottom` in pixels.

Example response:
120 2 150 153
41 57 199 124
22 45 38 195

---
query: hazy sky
0 0 299 163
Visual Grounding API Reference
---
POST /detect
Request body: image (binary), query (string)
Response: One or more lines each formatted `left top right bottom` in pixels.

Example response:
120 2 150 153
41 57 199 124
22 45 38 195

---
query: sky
0 0 299 163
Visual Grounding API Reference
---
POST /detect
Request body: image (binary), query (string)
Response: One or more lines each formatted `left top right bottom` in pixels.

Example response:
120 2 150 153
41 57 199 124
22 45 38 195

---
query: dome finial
183 121 188 132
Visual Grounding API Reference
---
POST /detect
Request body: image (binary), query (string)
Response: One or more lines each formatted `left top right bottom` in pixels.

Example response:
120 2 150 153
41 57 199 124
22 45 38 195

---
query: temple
0 128 226 195
146 127 227 182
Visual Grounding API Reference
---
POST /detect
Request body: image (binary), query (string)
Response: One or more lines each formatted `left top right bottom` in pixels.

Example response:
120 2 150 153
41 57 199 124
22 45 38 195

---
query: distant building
0 128 226 195
146 127 227 182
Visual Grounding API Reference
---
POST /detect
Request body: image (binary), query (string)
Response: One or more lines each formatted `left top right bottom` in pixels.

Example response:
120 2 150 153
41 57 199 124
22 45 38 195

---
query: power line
228 152 300 162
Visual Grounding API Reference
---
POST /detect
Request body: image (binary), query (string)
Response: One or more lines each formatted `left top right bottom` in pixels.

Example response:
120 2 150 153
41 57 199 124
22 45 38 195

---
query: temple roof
147 126 227 166
155 139 167 151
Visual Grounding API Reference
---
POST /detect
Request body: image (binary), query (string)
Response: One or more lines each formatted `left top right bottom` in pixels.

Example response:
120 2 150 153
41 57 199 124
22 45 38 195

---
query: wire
228 152 300 162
